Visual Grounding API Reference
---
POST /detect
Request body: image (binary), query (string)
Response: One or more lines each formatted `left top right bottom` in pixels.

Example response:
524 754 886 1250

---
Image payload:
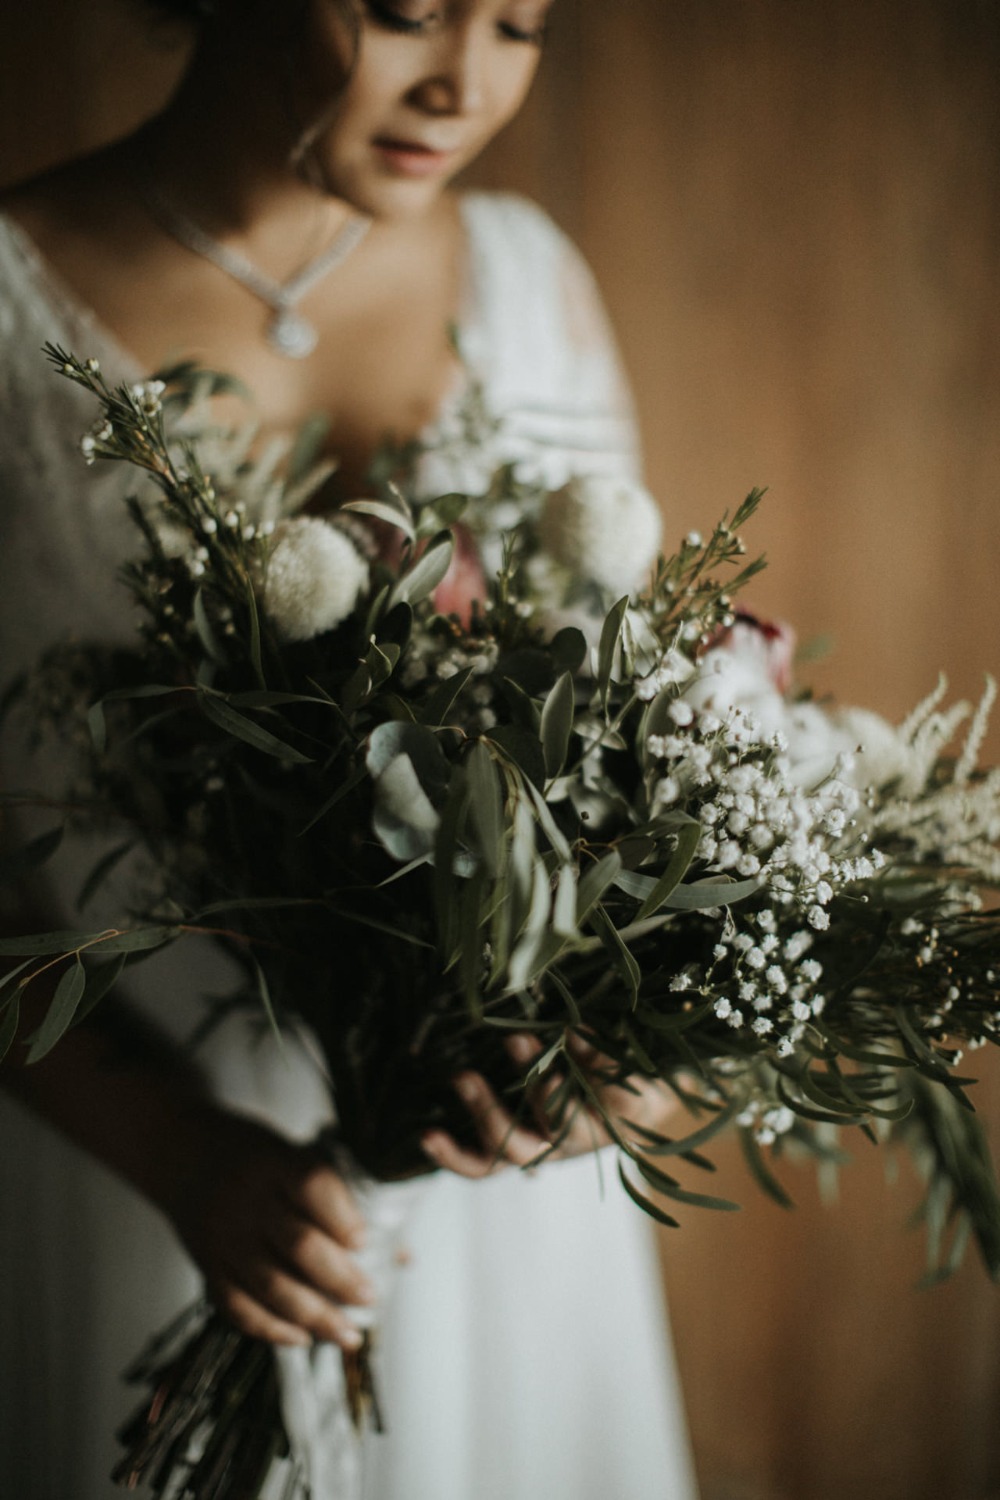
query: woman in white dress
0 3 699 1496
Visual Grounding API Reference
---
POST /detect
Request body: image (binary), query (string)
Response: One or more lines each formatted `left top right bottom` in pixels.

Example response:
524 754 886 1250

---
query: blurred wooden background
2 2 1000 1496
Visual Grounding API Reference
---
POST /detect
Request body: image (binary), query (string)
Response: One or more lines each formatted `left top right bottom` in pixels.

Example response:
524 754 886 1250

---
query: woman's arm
1 931 372 1350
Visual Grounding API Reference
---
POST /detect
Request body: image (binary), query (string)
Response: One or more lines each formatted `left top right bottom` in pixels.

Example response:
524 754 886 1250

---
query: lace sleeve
445 193 644 491
0 217 142 685
552 226 643 481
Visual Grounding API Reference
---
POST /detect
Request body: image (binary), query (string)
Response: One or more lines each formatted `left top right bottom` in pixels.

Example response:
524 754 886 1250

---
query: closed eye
363 1 434 35
499 19 549 46
363 3 549 46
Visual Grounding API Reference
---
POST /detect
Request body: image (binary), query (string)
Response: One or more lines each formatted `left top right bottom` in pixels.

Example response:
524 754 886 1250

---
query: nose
411 22 488 116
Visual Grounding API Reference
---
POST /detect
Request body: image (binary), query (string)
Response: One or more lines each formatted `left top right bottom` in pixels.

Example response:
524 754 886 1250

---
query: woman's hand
421 1034 679 1180
1 970 371 1351
162 1107 373 1350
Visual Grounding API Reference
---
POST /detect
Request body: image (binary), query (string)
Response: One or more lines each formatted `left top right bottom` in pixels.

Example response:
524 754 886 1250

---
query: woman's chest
85 214 466 495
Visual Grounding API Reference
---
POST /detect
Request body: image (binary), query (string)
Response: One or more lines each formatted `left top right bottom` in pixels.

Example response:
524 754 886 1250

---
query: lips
372 136 459 178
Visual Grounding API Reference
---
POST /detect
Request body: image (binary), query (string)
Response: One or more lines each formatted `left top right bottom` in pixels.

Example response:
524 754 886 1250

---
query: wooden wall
3 3 1000 1496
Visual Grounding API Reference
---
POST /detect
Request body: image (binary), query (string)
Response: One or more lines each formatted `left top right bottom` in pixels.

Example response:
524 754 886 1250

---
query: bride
0 2 699 1496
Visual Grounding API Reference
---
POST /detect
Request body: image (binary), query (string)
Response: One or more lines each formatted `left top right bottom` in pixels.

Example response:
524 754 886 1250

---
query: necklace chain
137 178 372 359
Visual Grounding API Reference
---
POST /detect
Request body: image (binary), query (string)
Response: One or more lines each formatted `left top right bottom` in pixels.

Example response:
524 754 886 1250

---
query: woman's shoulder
0 171 90 350
456 189 583 277
454 189 624 393
0 203 48 328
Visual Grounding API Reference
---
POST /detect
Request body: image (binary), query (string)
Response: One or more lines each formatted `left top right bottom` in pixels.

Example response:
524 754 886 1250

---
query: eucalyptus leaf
500 676 542 734
465 741 504 879
497 648 555 697
0 993 20 1062
341 497 416 544
502 791 537 954
576 852 623 926
633 1153 741 1212
739 1128 796 1209
636 822 703 921
371 754 442 861
550 626 588 676
662 874 763 911
457 866 489 1014
244 576 266 688
367 720 449 790
418 666 474 727
424 492 468 529
387 531 454 609
26 959 87 1063
617 1160 681 1228
0 958 32 997
434 770 472 962
540 671 575 781
86 926 182 955
552 863 578 939
73 953 128 1027
507 855 553 991
623 1095 746 1159
366 639 401 688
640 685 682 745
340 661 373 716
542 965 582 1026
614 869 657 901
523 779 573 863
597 596 629 709
586 904 641 1007
193 588 227 666
297 763 368 835
197 690 313 764
488 726 547 791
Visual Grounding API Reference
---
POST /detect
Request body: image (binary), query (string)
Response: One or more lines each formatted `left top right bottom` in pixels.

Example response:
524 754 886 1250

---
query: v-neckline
0 195 485 440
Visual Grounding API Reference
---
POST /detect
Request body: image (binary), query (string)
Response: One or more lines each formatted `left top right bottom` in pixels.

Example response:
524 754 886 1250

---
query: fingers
175 1118 374 1349
453 1072 550 1167
507 1031 643 1155
505 1032 607 1156
267 1213 375 1309
420 1068 551 1178
286 1154 367 1251
421 1128 503 1179
219 1259 367 1351
214 1283 312 1347
423 1032 679 1181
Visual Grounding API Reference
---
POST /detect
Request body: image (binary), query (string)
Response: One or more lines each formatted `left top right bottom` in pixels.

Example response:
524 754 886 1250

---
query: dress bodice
0 192 640 688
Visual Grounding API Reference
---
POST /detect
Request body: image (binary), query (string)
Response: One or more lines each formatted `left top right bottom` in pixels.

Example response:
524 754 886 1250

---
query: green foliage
6 348 1000 1299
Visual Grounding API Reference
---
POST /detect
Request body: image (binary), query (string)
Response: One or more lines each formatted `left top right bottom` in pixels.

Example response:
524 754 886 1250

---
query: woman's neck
137 27 357 271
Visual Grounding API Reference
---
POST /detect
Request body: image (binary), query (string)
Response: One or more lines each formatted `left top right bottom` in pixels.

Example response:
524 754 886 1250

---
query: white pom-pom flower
538 474 662 594
261 517 369 642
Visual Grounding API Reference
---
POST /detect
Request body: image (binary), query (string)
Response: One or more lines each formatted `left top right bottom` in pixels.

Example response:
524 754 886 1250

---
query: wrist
137 1095 232 1226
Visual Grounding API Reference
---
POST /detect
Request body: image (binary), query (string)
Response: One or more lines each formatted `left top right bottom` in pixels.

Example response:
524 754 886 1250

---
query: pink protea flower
431 521 487 628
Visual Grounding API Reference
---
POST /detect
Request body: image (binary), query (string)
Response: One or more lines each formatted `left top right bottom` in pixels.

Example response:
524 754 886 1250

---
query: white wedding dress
0 191 699 1500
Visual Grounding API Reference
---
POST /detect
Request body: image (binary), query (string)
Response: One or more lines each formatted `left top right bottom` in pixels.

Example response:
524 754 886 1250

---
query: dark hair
147 0 217 19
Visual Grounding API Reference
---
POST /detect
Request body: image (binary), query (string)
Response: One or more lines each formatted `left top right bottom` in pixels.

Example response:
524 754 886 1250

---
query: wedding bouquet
4 346 1000 1498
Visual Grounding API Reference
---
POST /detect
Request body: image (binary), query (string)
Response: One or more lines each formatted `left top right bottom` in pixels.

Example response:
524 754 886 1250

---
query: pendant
268 308 319 360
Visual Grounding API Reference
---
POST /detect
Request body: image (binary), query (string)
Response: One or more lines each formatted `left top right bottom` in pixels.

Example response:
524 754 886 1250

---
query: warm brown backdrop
3 3 1000 1497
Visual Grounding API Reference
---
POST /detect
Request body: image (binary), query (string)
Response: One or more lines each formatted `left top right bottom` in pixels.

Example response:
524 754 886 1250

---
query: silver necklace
139 181 372 359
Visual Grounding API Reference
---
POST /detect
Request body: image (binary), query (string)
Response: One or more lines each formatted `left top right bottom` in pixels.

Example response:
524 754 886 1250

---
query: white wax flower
538 474 662 594
261 517 369 642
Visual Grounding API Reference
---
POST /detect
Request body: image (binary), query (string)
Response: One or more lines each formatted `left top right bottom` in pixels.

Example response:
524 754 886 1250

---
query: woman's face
291 0 553 217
